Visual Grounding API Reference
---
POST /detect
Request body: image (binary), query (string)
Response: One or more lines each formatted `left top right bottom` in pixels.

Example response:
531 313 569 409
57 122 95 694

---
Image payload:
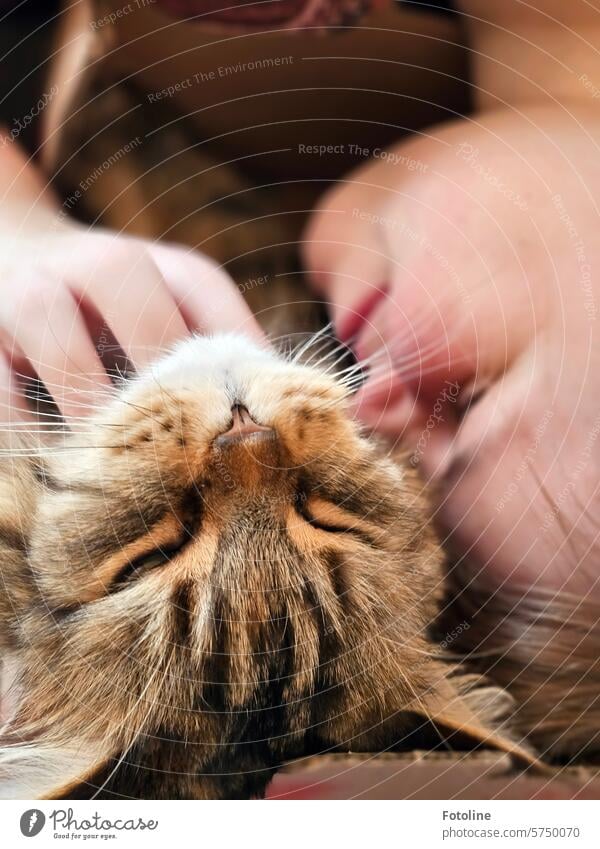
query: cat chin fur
148 333 289 389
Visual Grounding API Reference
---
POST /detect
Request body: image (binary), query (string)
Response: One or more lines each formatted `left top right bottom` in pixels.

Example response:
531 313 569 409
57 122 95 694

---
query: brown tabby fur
0 65 543 798
0 339 533 798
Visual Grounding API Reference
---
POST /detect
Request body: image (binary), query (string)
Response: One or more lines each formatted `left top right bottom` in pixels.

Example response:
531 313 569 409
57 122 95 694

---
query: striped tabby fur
0 334 534 798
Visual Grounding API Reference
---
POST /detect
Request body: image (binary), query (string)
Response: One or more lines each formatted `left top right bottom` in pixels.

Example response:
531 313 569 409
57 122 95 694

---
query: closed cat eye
294 493 377 546
110 491 203 589
297 503 352 535
111 541 185 589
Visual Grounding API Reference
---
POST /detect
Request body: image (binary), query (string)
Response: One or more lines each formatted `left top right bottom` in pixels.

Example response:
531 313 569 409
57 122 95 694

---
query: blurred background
0 0 60 154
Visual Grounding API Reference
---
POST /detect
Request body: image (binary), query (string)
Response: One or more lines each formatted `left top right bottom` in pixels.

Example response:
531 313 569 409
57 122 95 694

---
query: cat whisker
301 341 342 371
299 329 351 363
339 363 388 383
147 369 189 409
335 348 394 376
337 363 396 390
18 395 105 414
340 342 473 388
0 444 132 455
310 343 357 376
290 323 335 364
115 397 162 423
11 367 126 387
11 379 114 397
360 317 472 373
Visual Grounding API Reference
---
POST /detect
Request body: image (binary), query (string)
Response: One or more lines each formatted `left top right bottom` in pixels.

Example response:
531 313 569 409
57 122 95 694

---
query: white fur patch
0 743 102 799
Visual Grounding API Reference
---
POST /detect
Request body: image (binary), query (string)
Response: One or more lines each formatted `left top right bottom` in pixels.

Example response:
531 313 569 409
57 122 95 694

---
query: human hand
0 219 262 421
304 104 600 600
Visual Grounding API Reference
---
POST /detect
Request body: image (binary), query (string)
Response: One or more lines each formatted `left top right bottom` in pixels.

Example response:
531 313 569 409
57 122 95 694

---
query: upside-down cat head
0 334 533 798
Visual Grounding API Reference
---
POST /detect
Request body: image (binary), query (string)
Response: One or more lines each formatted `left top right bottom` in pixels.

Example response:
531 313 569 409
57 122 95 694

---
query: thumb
302 178 393 343
304 173 536 422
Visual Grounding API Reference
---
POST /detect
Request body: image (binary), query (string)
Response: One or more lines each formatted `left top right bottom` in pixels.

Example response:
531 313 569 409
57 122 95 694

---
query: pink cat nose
215 404 275 447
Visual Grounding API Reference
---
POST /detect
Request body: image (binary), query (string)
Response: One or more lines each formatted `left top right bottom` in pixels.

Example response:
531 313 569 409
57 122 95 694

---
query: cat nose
215 404 275 447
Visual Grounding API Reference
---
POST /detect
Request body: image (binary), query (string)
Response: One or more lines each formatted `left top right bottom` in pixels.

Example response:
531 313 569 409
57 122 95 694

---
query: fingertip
335 282 390 345
0 355 35 426
150 243 263 342
351 385 416 433
232 313 268 348
416 423 456 481
58 383 112 422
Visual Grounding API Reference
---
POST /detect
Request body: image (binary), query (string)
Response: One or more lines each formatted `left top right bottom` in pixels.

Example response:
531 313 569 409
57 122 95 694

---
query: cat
37 0 600 770
0 332 534 799
0 50 542 798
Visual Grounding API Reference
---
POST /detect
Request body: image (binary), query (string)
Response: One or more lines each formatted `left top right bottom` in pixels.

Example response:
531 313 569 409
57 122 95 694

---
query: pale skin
0 138 263 420
2 1 600 601
305 1 600 599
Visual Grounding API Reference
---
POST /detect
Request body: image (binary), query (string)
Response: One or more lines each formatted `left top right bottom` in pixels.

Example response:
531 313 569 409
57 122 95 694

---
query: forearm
456 1 600 110
0 132 61 230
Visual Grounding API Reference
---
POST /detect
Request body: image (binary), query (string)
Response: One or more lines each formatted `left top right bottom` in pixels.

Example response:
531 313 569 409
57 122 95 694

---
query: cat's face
0 335 517 799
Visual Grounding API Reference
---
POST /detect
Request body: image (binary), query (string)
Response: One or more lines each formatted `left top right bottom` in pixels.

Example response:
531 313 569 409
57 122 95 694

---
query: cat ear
410 665 539 768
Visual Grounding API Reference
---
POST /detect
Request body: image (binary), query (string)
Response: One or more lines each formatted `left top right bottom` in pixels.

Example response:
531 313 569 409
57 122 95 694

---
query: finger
302 171 391 297
351 379 413 433
148 243 264 342
67 238 189 371
9 275 112 419
356 386 457 477
321 275 390 346
0 352 34 432
304 178 467 385
302 186 390 341
349 282 467 447
353 283 462 390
